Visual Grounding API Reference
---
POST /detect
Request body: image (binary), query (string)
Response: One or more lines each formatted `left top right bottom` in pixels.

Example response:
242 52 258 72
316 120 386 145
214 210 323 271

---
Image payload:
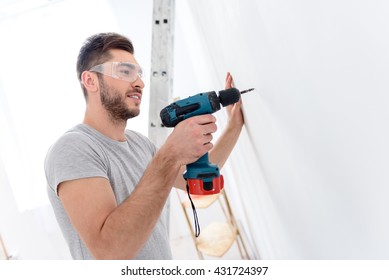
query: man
45 32 244 260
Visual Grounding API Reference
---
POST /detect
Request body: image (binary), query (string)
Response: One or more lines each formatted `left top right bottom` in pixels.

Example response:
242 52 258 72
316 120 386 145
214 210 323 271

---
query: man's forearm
209 123 243 169
94 149 180 259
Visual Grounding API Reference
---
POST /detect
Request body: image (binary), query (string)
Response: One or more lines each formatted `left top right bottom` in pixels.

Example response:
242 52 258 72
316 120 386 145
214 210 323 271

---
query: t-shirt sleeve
44 131 108 196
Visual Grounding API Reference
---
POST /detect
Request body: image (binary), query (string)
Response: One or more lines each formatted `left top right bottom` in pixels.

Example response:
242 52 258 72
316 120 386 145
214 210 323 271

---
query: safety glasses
89 61 143 83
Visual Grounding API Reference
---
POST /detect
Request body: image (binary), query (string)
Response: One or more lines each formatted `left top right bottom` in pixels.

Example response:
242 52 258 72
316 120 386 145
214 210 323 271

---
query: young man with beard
45 32 244 260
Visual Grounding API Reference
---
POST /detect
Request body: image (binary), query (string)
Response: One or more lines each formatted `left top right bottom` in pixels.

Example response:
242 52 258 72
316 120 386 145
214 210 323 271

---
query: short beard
99 79 140 124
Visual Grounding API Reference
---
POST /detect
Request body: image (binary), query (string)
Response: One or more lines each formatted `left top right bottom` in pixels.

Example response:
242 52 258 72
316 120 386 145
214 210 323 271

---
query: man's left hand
225 72 244 128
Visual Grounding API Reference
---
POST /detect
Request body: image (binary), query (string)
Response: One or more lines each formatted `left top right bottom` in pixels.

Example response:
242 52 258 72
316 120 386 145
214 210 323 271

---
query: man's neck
83 109 127 141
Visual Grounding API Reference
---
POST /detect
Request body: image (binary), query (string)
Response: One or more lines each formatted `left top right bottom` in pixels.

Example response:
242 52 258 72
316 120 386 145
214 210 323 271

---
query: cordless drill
160 87 253 195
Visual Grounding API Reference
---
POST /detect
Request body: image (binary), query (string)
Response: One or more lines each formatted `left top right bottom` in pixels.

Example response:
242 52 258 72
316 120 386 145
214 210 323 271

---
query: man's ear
81 71 99 92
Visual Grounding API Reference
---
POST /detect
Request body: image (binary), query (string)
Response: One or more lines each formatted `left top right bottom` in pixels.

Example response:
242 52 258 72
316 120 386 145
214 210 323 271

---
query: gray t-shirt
44 124 172 259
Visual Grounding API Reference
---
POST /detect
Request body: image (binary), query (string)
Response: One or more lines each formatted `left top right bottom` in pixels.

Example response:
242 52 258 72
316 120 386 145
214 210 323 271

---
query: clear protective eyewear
89 61 144 83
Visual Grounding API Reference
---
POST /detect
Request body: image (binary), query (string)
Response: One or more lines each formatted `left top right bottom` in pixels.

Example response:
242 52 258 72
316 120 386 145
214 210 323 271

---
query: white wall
172 0 389 259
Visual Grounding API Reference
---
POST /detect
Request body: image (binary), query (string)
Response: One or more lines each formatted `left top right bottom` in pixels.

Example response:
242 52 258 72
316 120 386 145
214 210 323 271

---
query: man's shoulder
47 124 103 157
44 124 109 194
51 125 91 146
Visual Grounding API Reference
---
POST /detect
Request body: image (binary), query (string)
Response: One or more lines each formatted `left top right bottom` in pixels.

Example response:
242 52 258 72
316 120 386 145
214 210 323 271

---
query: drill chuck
218 88 241 107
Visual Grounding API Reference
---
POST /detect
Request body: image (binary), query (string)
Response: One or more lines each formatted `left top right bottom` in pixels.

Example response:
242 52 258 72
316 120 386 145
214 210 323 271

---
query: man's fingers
203 122 217 135
225 71 235 89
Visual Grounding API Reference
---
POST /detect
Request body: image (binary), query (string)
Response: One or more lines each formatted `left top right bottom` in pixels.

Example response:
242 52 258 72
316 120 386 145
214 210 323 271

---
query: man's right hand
161 114 218 167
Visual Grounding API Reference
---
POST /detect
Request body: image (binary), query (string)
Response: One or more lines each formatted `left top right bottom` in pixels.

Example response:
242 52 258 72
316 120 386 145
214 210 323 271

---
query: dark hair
76 32 134 99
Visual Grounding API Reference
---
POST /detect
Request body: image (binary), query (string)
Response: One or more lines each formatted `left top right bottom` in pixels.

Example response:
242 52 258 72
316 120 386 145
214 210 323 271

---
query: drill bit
240 88 255 94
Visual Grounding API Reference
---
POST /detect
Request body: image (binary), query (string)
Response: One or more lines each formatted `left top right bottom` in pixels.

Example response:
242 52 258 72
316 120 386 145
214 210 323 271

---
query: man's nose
132 75 144 89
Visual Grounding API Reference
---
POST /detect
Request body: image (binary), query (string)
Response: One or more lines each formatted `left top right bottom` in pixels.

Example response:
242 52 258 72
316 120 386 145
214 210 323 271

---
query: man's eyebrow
120 62 136 69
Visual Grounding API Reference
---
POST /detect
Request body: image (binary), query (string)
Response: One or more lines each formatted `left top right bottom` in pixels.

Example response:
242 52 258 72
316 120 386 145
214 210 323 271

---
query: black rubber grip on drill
160 104 182 127
218 88 241 107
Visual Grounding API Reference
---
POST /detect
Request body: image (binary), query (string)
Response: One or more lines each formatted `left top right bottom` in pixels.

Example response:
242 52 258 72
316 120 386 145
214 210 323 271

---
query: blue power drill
160 87 254 195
